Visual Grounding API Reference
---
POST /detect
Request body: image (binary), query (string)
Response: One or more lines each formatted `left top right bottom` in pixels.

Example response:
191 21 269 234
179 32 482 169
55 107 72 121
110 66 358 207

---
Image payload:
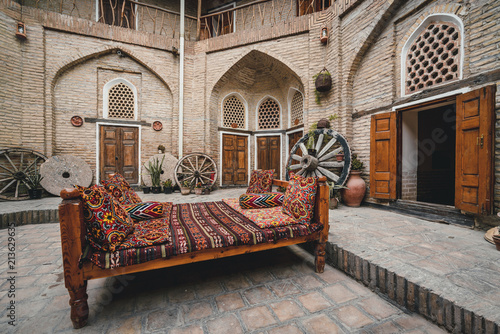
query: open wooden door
370 112 398 199
455 86 495 214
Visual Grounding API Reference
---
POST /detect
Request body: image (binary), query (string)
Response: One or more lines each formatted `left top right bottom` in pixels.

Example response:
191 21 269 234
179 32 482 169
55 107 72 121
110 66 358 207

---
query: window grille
258 98 280 129
405 22 460 94
290 91 303 126
107 82 135 119
223 95 245 128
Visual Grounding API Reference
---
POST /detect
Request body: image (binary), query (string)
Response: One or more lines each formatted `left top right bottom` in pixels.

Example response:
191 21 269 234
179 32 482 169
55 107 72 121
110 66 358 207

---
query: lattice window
290 91 303 126
258 98 280 129
108 82 135 119
405 22 460 94
223 95 245 128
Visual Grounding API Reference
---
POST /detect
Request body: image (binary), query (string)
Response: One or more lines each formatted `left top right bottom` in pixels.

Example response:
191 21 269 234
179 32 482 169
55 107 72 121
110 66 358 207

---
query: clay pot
336 154 344 162
329 197 338 210
493 235 500 251
341 171 366 207
180 187 190 195
194 188 203 195
315 69 332 92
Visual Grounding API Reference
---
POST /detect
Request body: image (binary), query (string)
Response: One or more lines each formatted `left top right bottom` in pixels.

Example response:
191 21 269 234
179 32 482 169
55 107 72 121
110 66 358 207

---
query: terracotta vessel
180 187 190 195
341 171 366 207
493 235 500 251
329 197 338 209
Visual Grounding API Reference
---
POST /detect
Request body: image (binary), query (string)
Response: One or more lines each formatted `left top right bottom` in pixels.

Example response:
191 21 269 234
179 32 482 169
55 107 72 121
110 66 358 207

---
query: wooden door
455 86 495 214
257 136 281 179
288 131 303 157
222 134 248 185
370 112 397 199
100 126 139 184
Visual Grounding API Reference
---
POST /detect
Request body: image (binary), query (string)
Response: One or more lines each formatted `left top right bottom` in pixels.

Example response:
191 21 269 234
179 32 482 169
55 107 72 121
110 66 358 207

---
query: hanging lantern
16 22 27 40
320 26 328 44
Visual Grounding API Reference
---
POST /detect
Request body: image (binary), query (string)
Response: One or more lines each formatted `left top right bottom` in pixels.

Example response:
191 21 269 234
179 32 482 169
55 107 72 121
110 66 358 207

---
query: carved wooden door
100 126 138 184
257 136 281 179
288 131 303 158
370 112 397 199
455 86 495 214
222 134 248 185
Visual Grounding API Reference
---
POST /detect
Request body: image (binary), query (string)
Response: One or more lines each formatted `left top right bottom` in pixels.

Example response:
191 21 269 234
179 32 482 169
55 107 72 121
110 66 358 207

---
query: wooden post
314 177 329 273
59 188 89 329
196 0 202 40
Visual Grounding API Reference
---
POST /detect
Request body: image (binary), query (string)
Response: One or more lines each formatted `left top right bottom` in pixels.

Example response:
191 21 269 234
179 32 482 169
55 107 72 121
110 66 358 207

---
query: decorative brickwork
258 98 280 130
107 82 135 119
223 95 245 129
290 91 303 126
405 21 460 94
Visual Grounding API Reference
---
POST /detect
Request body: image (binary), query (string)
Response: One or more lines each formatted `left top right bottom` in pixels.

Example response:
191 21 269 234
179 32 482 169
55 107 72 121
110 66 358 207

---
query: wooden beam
196 0 201 40
128 0 197 20
201 0 270 19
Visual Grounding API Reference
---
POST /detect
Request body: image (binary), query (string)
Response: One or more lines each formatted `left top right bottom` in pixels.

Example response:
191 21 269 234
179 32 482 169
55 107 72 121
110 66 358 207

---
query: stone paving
1 188 499 333
0 223 445 334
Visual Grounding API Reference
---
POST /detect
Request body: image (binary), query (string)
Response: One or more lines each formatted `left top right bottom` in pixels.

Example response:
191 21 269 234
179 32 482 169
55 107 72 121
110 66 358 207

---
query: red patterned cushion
101 174 142 205
122 202 164 222
282 173 318 225
76 185 134 252
247 169 274 193
239 192 284 209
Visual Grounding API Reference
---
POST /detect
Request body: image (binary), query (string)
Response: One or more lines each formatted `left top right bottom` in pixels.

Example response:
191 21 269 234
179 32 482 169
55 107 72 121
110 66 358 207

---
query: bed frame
58 177 330 328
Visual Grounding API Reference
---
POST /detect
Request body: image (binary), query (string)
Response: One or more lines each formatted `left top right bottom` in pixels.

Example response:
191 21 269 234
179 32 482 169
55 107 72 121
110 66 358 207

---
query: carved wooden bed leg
315 241 326 273
68 282 89 329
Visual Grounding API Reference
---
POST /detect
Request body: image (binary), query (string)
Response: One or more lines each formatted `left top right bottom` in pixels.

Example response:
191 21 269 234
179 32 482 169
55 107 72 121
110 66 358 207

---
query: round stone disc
141 153 178 187
40 155 93 196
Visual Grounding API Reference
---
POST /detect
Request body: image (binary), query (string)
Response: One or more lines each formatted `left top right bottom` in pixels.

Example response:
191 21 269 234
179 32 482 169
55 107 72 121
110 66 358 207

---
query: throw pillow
122 202 164 222
246 169 274 193
239 192 284 209
76 185 134 252
101 173 142 205
282 173 318 225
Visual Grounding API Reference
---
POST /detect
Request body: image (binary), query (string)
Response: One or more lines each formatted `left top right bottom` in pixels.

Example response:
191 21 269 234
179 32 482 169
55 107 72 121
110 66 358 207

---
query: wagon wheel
286 129 351 186
174 153 218 189
0 148 47 200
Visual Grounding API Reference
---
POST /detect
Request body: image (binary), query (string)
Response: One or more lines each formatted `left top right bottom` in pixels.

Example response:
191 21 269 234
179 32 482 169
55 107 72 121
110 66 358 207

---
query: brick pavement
0 202 445 333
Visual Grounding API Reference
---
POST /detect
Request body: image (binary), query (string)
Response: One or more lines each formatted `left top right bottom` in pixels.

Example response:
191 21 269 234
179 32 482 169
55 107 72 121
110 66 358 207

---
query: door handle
480 135 484 148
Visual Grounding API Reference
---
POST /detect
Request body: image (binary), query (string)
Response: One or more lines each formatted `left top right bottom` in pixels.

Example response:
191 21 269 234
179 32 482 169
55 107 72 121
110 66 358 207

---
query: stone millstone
142 153 178 187
40 155 93 196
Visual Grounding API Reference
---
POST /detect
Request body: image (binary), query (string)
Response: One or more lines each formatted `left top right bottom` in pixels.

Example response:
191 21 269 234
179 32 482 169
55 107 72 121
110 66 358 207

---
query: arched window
222 94 246 129
258 97 280 130
290 90 303 126
103 78 137 120
402 15 463 95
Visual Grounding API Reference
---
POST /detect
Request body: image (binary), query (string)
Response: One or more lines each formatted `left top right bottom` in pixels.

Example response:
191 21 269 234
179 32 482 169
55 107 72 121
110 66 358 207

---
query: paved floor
0 189 449 333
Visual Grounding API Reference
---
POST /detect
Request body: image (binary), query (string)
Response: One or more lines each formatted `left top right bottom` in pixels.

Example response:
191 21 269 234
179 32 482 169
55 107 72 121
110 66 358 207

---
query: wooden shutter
455 86 495 214
370 112 397 199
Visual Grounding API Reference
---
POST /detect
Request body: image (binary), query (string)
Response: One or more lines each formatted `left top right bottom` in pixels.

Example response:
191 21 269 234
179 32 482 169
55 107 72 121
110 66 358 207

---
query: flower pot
203 188 211 195
341 171 366 207
163 187 172 194
194 188 203 195
180 187 190 195
28 189 43 199
336 154 344 162
152 186 162 194
493 235 500 251
142 187 151 194
329 197 338 209
307 149 317 157
315 69 332 92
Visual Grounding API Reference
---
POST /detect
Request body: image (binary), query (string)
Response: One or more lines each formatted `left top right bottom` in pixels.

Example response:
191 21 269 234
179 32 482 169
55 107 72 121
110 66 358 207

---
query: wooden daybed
58 177 329 328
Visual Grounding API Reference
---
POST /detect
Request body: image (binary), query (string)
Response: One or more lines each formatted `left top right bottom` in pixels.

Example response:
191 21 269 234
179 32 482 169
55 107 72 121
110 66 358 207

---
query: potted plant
194 182 203 195
157 144 165 154
203 184 212 195
144 156 165 194
328 182 348 209
140 177 151 194
180 180 191 195
341 154 366 207
336 150 344 162
26 164 43 199
163 179 173 194
313 68 332 105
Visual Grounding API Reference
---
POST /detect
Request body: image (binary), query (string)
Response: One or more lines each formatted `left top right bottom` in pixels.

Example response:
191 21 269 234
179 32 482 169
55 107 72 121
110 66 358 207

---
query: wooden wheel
174 153 218 189
286 129 351 186
0 148 47 200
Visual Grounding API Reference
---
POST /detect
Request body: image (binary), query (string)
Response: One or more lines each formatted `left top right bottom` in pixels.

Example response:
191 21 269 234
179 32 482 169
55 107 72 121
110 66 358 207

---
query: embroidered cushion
101 174 142 205
247 169 274 193
282 173 318 225
239 192 284 209
76 185 134 252
122 202 164 222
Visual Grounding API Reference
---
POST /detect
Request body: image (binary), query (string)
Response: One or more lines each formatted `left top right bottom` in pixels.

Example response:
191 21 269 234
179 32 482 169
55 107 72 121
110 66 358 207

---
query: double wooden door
370 86 495 214
257 136 281 179
222 134 248 185
100 125 139 184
